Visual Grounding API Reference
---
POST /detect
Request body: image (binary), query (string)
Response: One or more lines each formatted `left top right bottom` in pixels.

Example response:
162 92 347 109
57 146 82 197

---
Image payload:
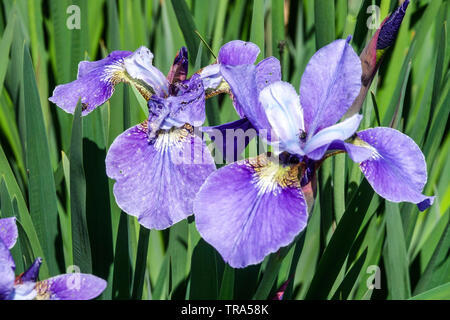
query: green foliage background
0 0 449 300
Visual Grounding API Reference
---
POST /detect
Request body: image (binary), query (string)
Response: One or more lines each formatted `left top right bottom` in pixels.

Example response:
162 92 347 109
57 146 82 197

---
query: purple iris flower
105 48 216 230
194 38 434 268
49 46 169 115
0 218 106 300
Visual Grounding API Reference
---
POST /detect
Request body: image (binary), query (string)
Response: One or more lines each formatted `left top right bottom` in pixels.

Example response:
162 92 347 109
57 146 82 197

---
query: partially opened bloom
195 38 433 268
0 218 106 300
105 48 216 230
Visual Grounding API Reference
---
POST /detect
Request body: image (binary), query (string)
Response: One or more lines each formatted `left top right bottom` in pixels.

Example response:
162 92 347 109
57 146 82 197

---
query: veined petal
194 154 308 268
0 242 14 300
304 113 363 159
199 64 223 91
199 40 260 92
201 118 257 163
0 237 14 271
255 57 282 92
147 74 205 135
326 140 375 163
123 46 169 97
34 274 106 300
259 81 305 156
356 127 434 211
218 40 260 65
300 39 362 136
0 217 18 250
221 64 272 136
164 74 206 128
10 282 37 300
49 50 133 115
106 123 216 230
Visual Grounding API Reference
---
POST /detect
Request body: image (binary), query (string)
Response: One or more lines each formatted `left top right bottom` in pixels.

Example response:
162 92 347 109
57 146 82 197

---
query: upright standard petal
300 39 362 136
199 40 260 92
221 64 272 135
0 217 18 249
255 57 282 93
194 154 308 268
356 127 434 211
34 274 107 300
259 81 305 156
218 40 260 66
106 123 216 230
49 50 133 115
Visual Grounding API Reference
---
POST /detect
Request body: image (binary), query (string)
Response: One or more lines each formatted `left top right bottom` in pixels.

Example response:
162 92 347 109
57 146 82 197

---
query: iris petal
34 274 106 300
0 241 14 300
201 118 257 163
221 64 272 136
218 40 260 65
356 127 434 211
259 81 305 156
194 154 308 268
106 124 216 230
123 46 169 96
0 217 18 250
304 113 363 159
300 39 362 135
49 50 133 115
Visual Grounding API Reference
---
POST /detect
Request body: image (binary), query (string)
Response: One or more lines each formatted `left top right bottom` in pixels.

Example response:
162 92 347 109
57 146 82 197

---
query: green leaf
0 143 48 278
171 0 207 64
0 9 16 95
250 0 265 61
131 226 150 299
414 219 450 295
409 282 450 300
70 101 92 274
332 249 368 300
314 0 335 49
0 178 24 273
305 180 376 299
168 220 189 299
189 239 218 299
23 44 60 275
271 0 285 60
218 264 235 300
112 212 132 300
384 202 411 299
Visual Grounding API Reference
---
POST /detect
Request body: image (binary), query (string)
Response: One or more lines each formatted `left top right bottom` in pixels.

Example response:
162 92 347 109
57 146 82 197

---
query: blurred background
0 0 448 300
